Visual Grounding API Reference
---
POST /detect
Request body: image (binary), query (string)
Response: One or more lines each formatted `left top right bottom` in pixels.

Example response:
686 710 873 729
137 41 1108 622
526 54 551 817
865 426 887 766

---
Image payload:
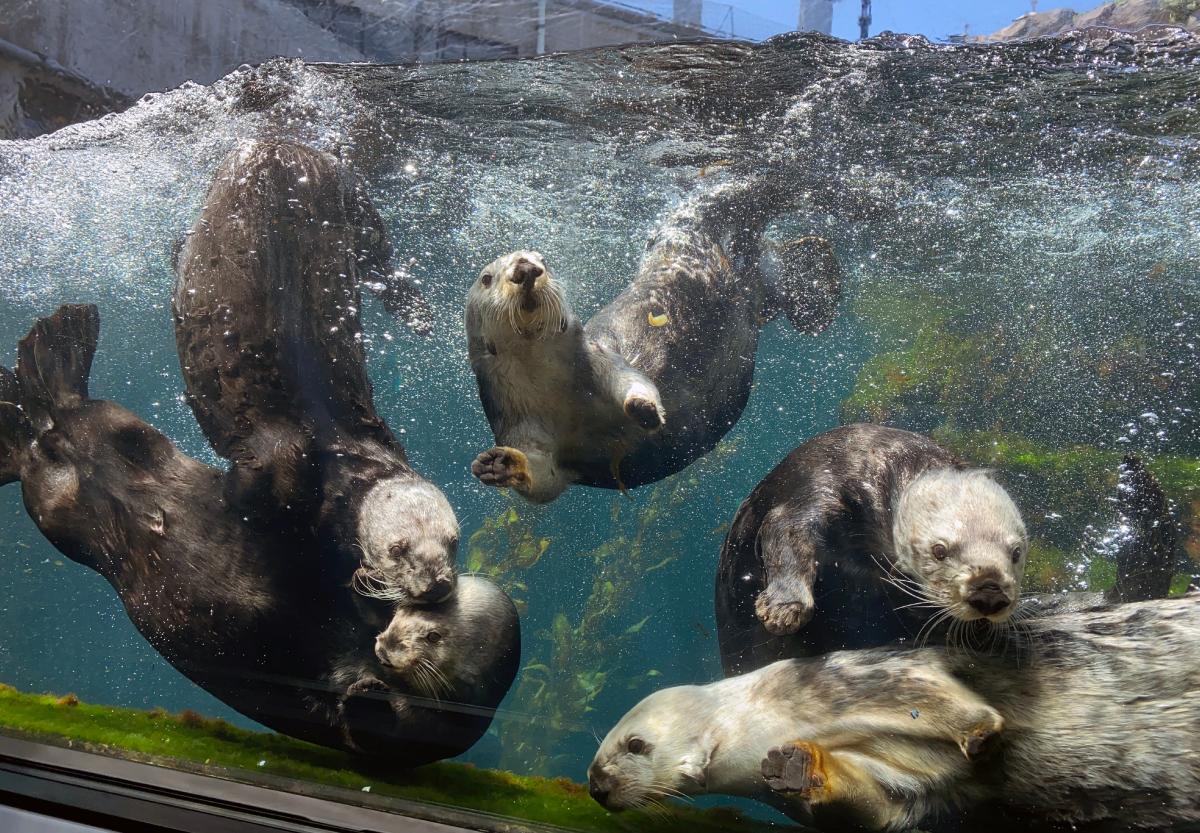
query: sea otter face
468 251 568 340
374 607 455 698
588 687 710 811
892 469 1027 624
354 477 458 604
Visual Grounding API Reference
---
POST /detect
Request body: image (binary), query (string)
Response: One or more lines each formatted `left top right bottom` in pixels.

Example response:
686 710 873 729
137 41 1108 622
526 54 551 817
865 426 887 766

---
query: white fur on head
355 476 459 604
467 251 568 341
588 685 716 811
892 468 1028 623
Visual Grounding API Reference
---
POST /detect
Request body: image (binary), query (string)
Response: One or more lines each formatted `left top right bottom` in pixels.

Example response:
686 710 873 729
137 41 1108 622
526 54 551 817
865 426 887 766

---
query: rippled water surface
1 28 1198 810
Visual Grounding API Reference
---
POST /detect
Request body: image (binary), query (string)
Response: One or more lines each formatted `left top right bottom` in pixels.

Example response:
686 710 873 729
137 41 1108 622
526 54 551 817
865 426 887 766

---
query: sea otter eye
931 543 948 561
427 631 442 644
1011 545 1023 564
388 541 410 559
481 273 493 287
627 737 647 755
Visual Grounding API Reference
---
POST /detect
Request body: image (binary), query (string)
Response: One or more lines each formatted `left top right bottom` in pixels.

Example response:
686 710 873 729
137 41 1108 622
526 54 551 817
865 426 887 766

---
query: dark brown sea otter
173 140 456 604
0 305 518 762
715 423 1179 677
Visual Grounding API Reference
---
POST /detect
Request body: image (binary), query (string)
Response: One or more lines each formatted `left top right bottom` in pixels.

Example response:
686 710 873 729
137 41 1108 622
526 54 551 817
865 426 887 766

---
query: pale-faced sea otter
593 594 1200 831
466 177 842 504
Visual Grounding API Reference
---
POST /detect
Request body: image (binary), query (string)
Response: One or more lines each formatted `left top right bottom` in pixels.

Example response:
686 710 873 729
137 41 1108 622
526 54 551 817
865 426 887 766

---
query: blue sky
628 0 1098 42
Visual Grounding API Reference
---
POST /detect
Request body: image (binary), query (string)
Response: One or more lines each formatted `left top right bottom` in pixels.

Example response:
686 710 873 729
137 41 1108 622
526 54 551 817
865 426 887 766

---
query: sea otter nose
966 580 1011 616
588 779 611 807
410 575 454 604
422 577 455 604
510 258 543 286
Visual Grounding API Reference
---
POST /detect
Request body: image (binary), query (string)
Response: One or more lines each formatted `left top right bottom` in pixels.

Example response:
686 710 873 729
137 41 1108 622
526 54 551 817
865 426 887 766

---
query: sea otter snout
403 566 456 604
964 578 1011 617
587 768 615 808
509 257 544 286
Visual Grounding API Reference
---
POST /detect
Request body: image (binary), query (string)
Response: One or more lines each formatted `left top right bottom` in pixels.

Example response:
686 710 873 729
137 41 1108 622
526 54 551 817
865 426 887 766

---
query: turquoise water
0 29 1198 813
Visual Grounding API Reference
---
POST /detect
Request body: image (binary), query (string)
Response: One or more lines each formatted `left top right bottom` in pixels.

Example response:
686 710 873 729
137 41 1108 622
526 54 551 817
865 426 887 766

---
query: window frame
0 735 499 833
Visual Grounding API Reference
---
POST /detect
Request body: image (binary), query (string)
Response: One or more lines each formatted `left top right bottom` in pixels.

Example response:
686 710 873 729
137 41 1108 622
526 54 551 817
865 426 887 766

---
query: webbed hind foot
762 741 829 800
755 578 815 635
623 389 666 432
472 446 533 491
959 712 1005 760
763 236 842 336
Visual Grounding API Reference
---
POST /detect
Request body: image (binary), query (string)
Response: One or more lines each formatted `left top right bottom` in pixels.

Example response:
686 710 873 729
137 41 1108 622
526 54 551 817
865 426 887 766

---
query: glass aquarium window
0 1 1198 832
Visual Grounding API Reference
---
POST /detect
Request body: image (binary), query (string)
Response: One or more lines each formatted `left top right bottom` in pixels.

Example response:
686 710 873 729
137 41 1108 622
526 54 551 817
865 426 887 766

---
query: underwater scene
0 26 1199 832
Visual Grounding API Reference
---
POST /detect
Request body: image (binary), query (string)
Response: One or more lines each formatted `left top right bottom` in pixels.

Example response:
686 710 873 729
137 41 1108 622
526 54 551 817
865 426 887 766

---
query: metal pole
536 0 546 54
858 0 871 39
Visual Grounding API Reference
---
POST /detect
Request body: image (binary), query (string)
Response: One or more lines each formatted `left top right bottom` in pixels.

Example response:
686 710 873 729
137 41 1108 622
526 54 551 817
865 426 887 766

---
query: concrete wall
0 0 365 98
327 0 707 61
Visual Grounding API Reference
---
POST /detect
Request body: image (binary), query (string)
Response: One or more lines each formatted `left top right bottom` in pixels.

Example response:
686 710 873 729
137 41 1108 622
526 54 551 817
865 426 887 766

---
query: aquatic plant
0 684 775 833
464 442 737 775
464 504 551 617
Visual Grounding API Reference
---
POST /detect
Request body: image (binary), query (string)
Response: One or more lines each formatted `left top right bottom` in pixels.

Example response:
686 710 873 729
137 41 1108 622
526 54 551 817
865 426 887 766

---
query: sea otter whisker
916 608 954 648
893 599 942 612
351 569 412 603
648 782 693 803
870 553 941 606
421 656 454 698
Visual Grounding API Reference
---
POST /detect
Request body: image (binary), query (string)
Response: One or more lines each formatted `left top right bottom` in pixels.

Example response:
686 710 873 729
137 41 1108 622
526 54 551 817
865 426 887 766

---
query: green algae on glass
842 281 1199 591
0 683 775 833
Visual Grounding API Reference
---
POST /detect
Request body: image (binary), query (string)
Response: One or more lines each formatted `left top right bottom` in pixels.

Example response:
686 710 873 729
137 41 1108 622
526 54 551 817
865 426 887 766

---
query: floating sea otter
174 140 456 604
0 305 517 762
466 178 842 504
715 423 1178 676
591 594 1200 831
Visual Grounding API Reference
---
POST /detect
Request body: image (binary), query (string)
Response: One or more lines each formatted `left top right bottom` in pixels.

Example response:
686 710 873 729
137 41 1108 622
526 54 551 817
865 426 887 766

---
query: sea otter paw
959 712 1005 760
345 675 389 698
755 581 815 636
623 392 666 432
762 741 828 799
471 447 533 491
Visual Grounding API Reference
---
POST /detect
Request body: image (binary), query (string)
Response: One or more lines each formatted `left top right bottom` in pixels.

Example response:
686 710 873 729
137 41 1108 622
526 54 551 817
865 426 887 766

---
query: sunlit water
1 28 1198 815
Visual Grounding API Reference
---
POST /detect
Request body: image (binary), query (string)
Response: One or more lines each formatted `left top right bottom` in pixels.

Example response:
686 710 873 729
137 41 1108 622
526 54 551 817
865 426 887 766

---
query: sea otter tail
14 304 99 421
678 175 842 335
1105 455 1179 603
1 304 100 485
759 236 843 336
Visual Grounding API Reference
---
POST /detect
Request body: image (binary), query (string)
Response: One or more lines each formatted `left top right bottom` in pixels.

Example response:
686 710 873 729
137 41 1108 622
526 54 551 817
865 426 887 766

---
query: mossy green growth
0 683 777 833
934 428 1200 505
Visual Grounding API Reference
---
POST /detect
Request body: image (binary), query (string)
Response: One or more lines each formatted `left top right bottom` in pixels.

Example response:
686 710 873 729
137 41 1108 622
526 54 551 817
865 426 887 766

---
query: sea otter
465 177 841 504
715 423 1177 677
323 575 521 753
591 594 1200 832
0 305 517 763
174 140 456 603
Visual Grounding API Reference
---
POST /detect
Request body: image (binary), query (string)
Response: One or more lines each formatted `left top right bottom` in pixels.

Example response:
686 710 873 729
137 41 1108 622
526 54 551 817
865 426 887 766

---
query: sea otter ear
678 755 706 788
679 736 716 788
